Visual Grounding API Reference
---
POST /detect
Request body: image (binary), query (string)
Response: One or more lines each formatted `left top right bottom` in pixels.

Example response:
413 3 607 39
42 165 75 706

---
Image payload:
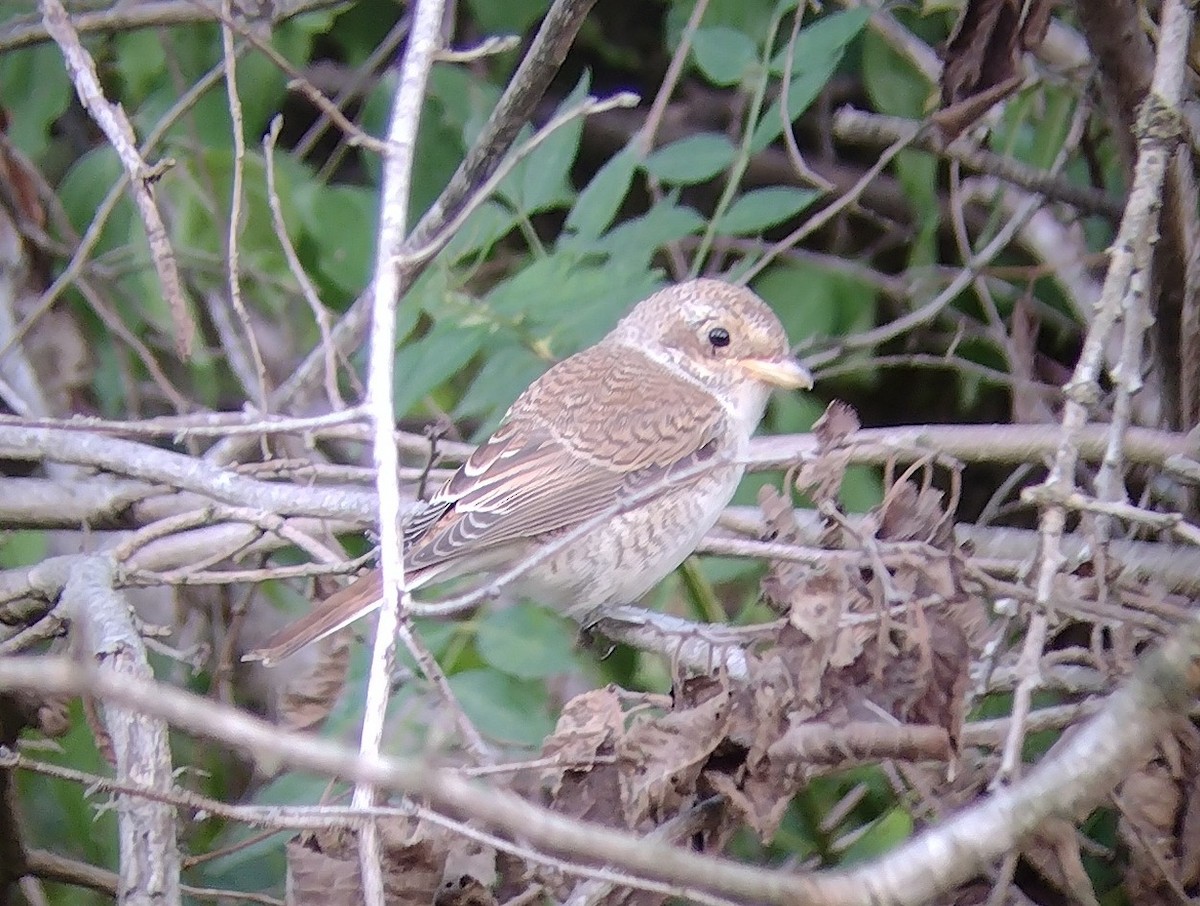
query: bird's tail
244 569 384 666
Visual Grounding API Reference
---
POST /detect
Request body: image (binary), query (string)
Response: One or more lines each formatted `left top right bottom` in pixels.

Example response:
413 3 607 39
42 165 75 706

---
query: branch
3 626 1200 906
40 0 195 357
355 0 447 897
0 424 378 519
0 0 343 53
60 557 179 902
833 108 1124 220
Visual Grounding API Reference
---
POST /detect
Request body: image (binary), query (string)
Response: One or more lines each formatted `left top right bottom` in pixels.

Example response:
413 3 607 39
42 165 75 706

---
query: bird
248 278 811 665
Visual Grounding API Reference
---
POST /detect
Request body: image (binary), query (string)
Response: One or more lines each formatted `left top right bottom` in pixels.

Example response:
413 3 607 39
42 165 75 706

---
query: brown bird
249 279 810 664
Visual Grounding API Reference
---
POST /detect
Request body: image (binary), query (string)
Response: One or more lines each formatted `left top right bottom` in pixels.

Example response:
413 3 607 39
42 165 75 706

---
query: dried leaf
878 481 950 547
278 636 351 731
1021 817 1101 906
542 687 625 768
542 687 628 828
618 684 731 826
936 0 1055 139
757 484 801 543
794 402 859 504
288 819 452 906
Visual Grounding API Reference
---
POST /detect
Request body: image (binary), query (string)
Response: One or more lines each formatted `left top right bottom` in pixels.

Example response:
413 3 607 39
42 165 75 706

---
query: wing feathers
403 345 729 573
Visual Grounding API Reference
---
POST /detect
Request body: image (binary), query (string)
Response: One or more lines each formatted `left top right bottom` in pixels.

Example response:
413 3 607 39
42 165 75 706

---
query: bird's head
611 279 812 396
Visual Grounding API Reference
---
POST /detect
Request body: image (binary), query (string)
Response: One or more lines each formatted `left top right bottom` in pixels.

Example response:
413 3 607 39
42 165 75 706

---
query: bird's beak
741 356 813 390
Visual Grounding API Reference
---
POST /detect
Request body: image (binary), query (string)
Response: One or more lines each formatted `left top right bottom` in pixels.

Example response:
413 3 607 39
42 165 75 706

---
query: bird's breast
514 460 745 623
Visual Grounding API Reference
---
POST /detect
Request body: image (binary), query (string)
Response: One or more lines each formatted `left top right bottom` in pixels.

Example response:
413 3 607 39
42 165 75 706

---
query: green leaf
597 197 705 272
642 134 736 185
449 668 555 746
895 150 940 267
751 9 871 153
769 8 871 76
0 531 47 568
476 603 579 679
454 345 546 434
57 148 131 251
500 74 590 215
537 263 661 352
691 27 758 87
484 252 583 320
305 185 378 293
564 145 638 242
428 64 503 139
441 200 518 263
838 807 913 864
393 322 489 417
113 31 168 104
862 30 939 266
753 260 877 341
861 26 933 120
0 45 71 159
666 0 779 47
465 0 549 35
715 186 818 235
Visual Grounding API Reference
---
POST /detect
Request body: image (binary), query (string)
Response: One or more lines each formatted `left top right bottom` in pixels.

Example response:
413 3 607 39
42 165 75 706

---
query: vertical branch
60 557 180 905
219 0 269 412
354 0 447 901
39 0 196 359
1005 0 1193 791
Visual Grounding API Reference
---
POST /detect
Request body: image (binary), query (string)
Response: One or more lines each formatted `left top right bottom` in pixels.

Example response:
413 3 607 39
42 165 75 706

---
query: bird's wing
405 343 730 573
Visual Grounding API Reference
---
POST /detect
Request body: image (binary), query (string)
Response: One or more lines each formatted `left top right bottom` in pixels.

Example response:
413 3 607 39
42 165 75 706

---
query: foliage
0 0 1188 903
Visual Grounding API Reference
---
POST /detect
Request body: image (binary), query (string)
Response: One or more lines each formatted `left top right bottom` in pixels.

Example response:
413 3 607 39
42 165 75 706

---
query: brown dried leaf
1180 776 1200 886
787 566 846 644
760 569 864 703
435 876 496 906
794 402 859 504
1021 817 1101 906
542 687 627 827
1009 293 1052 424
1119 756 1187 898
935 0 1055 138
618 684 731 827
878 481 950 547
277 636 351 731
0 121 45 229
542 687 625 767
813 400 860 448
705 768 795 842
757 484 801 543
288 819 452 906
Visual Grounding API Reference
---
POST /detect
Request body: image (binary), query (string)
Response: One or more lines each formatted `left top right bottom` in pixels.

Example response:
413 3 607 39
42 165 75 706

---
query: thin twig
40 0 195 357
355 1 449 899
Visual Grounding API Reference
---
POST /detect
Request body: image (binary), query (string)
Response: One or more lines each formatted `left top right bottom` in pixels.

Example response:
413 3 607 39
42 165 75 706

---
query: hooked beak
741 356 813 390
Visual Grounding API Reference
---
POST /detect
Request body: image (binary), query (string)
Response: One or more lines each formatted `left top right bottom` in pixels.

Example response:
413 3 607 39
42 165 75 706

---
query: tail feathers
245 570 384 665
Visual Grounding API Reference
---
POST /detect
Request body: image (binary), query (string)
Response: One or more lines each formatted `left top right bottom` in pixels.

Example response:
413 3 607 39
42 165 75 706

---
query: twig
833 108 1124 219
741 120 920 283
263 117 346 411
0 0 342 53
354 1 448 899
218 0 270 411
40 0 195 357
0 424 379 519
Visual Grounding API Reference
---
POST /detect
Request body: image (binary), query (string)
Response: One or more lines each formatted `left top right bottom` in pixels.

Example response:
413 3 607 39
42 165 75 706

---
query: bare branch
60 557 180 902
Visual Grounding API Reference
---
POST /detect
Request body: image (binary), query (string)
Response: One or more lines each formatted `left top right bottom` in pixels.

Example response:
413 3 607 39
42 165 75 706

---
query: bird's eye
707 326 731 348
